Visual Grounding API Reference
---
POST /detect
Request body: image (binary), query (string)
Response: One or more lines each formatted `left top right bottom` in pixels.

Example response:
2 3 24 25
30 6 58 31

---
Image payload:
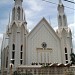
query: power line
42 0 75 10
64 0 75 4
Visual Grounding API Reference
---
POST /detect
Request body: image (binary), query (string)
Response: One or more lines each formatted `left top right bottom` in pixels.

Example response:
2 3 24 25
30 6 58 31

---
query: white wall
27 19 61 65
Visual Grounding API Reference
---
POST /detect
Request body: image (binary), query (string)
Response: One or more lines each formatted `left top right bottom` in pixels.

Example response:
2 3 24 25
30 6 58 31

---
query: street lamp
10 59 13 75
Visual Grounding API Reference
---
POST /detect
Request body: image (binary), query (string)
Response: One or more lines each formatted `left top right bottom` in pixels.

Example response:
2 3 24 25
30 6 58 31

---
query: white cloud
24 0 43 12
26 19 35 32
69 23 75 38
0 0 11 4
28 0 43 12
69 23 75 28
23 0 45 31
25 10 33 18
0 34 3 38
23 0 44 22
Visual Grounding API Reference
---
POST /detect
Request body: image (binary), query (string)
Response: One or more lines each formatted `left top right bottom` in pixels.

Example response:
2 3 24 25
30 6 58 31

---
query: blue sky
0 0 75 53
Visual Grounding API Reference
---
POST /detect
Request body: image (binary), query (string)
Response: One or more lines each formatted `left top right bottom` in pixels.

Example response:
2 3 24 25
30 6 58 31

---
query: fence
16 65 75 75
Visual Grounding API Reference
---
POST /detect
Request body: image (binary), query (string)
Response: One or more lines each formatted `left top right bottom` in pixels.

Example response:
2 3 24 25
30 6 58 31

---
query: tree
70 53 75 65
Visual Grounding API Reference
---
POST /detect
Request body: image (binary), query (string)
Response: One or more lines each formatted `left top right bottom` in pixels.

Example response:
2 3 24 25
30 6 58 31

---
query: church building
1 0 73 75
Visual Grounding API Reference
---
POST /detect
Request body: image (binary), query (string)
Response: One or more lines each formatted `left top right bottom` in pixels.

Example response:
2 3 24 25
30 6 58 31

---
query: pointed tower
7 0 28 73
12 0 25 22
56 0 73 64
58 0 68 28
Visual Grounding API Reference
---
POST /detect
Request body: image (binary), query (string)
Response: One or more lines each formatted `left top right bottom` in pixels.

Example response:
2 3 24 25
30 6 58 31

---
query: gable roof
28 17 60 39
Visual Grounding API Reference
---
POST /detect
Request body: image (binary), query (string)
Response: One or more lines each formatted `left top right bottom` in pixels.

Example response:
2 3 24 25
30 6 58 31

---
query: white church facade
1 0 73 75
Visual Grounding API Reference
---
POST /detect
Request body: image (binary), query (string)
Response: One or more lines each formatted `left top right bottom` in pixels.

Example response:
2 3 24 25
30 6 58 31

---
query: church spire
14 0 23 6
57 0 68 28
11 0 26 22
58 0 64 15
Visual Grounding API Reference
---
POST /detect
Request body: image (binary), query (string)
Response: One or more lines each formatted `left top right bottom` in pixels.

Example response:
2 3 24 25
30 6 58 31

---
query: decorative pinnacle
14 0 23 1
59 0 62 4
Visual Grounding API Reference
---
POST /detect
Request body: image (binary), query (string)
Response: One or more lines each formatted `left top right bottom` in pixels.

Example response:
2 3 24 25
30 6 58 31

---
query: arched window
71 48 73 53
20 52 23 59
17 7 20 20
65 47 67 53
21 45 23 51
12 44 15 50
65 47 68 63
63 15 67 26
12 52 15 59
22 9 23 20
12 60 15 64
65 54 68 60
20 60 23 64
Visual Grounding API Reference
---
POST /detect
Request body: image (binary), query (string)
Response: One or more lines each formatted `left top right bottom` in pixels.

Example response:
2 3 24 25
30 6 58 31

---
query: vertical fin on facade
6 13 10 33
9 13 10 24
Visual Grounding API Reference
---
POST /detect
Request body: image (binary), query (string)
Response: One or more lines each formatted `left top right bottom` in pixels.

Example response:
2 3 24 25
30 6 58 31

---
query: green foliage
70 53 75 65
